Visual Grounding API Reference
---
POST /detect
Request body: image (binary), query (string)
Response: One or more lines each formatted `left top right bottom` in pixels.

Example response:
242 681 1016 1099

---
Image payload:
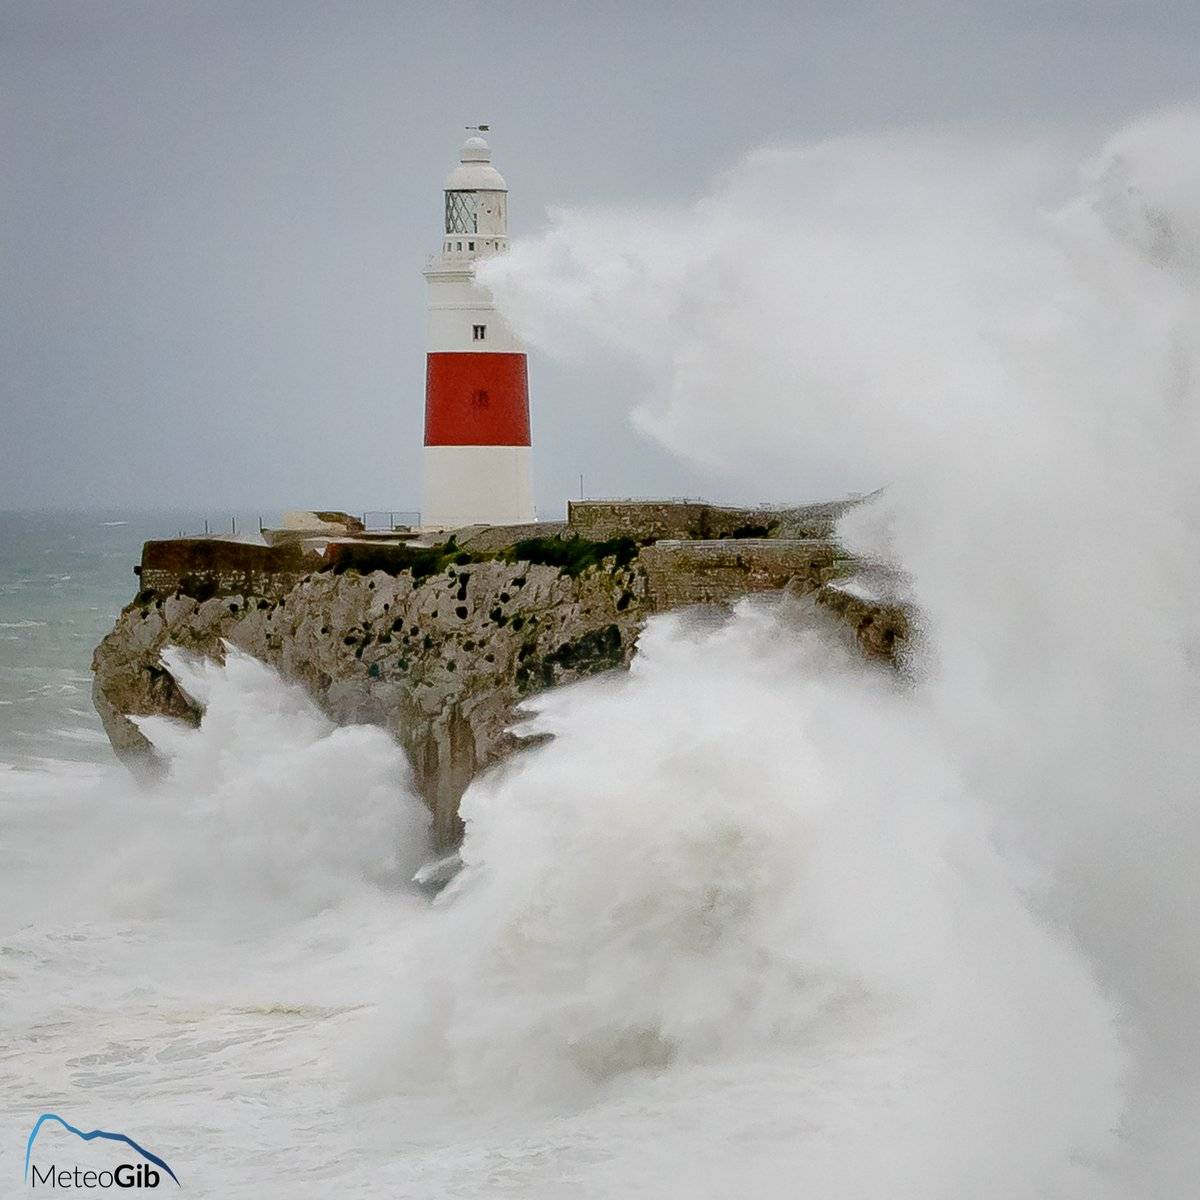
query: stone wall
567 500 764 541
566 498 860 542
640 539 839 610
137 539 321 601
770 499 863 539
456 520 568 553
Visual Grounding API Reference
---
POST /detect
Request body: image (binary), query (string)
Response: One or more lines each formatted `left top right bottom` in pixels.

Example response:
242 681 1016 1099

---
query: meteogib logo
24 1114 180 1189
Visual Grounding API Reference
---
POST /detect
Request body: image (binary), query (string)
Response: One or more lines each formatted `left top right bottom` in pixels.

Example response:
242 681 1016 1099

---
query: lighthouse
421 131 535 528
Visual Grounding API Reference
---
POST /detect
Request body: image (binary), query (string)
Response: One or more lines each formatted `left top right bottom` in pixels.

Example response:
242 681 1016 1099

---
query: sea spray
115 643 432 923
470 109 1200 1192
365 601 1125 1198
1 646 433 1195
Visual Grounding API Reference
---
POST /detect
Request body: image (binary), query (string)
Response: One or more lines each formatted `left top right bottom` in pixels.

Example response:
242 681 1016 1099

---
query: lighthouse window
468 241 475 251
473 324 487 341
445 190 479 234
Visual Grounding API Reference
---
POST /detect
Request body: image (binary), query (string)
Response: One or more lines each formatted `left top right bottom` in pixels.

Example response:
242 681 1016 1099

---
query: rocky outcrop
95 549 644 844
93 504 908 846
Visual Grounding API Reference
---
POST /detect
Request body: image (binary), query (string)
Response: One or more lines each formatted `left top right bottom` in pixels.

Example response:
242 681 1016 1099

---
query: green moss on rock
502 534 639 578
322 536 489 581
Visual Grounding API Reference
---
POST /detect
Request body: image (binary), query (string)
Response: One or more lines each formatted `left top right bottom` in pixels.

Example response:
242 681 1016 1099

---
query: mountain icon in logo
24 1113 180 1186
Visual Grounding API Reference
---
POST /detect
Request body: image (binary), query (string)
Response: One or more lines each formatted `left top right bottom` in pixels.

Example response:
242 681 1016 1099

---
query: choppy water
0 511 277 765
2 473 1199 1199
13 513 888 1198
0 512 151 766
0 512 431 1196
0 521 1144 1200
0 517 848 1198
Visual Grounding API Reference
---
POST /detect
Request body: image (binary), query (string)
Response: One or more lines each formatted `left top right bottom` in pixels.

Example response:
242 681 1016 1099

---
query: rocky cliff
92 502 907 845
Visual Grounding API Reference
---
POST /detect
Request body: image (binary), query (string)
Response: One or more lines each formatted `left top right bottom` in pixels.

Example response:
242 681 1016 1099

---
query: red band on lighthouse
424 352 531 446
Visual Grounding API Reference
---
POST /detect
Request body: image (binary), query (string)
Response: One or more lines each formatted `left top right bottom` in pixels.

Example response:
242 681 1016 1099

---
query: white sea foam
364 602 1125 1197
1 649 435 1194
117 643 433 922
468 107 1200 1194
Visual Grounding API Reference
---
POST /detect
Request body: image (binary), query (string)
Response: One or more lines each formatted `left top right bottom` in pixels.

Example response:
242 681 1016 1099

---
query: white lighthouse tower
421 131 535 528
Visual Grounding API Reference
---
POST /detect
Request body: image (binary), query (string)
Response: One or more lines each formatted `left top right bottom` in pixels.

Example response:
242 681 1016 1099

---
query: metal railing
165 512 422 539
361 511 421 531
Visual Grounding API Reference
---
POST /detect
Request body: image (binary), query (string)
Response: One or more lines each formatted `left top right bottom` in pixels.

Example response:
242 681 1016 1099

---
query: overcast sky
4 0 1199 518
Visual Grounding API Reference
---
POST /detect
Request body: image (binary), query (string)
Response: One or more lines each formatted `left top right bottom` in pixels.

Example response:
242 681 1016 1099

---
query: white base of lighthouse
422 445 535 529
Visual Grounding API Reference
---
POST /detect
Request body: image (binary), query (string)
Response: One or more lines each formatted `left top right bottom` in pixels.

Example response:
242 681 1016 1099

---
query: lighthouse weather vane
466 124 490 132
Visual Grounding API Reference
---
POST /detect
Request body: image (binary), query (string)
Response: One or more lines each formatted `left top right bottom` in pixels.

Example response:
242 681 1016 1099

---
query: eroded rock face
93 556 650 845
93 510 910 847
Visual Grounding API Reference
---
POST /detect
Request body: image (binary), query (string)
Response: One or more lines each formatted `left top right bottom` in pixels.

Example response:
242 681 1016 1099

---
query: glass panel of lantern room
445 191 478 234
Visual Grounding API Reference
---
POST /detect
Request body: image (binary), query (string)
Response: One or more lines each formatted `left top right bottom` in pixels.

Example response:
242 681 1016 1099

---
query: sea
0 511 432 1196
0 508 1192 1198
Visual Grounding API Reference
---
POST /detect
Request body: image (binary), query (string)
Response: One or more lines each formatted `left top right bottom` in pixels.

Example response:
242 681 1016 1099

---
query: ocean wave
50 727 108 745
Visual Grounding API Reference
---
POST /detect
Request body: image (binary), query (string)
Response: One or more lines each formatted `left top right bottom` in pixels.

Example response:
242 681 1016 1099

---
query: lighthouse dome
445 135 507 191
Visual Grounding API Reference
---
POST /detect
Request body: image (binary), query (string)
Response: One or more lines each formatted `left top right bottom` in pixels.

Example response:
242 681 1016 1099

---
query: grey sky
4 0 1198 517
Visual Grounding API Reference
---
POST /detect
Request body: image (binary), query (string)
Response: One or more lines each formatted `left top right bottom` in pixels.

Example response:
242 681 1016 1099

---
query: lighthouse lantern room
421 132 535 528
